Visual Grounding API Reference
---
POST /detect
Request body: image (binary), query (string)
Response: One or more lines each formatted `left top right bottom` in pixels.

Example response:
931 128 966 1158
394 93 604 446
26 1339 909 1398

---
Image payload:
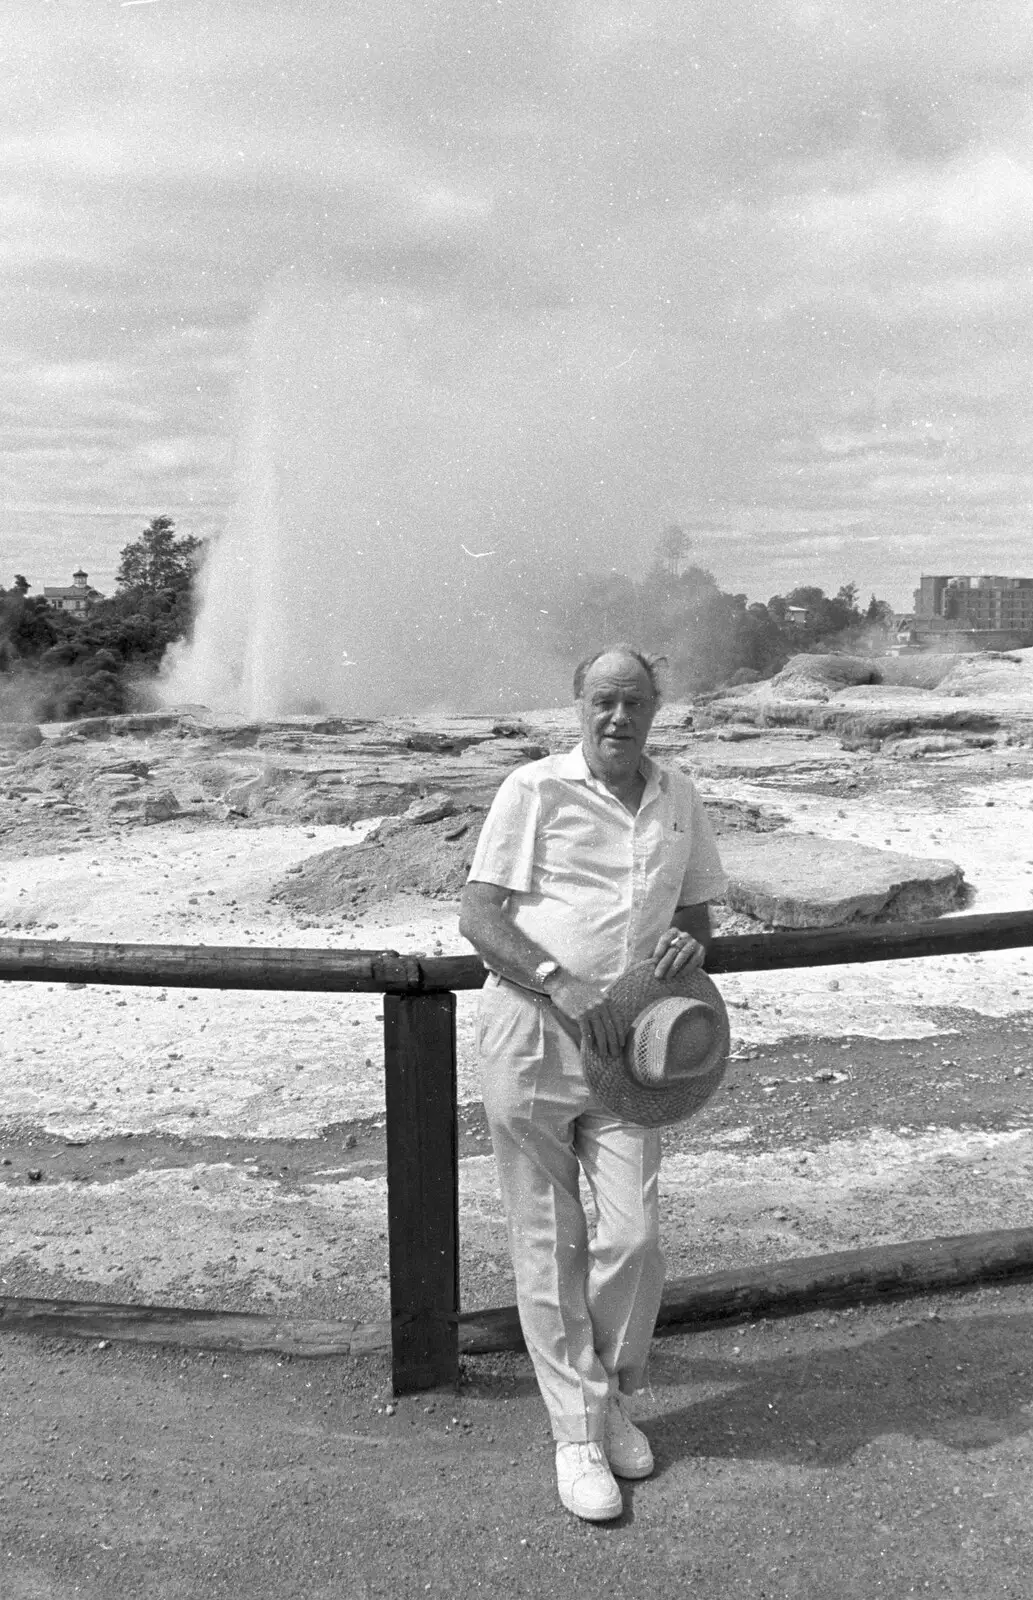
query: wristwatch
532 958 562 993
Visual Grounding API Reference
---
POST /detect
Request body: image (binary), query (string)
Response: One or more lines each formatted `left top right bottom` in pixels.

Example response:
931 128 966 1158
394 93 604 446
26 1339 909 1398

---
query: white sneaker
555 1442 623 1521
605 1393 654 1479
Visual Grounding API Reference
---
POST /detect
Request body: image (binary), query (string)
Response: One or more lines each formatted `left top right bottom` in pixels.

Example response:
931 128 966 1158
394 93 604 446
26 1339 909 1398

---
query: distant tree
550 557 892 701
783 583 860 640
116 517 202 595
655 524 689 578
0 590 55 659
676 564 718 601
865 594 895 627
785 585 826 613
13 574 29 595
636 561 721 675
0 524 207 721
36 669 126 721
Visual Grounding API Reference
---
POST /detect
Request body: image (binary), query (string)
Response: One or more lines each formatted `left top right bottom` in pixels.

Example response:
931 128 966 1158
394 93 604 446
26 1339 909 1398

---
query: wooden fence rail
3 909 1033 991
2 908 1033 1392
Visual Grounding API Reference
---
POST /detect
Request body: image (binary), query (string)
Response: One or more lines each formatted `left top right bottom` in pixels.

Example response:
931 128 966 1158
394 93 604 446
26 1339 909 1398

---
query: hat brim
581 960 730 1128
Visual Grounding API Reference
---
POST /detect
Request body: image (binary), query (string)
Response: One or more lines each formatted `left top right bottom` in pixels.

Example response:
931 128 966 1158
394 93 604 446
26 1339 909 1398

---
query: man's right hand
548 975 626 1059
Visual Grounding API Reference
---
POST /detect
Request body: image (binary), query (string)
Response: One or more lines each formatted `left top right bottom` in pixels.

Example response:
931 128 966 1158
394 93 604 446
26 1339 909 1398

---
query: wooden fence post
383 991 459 1393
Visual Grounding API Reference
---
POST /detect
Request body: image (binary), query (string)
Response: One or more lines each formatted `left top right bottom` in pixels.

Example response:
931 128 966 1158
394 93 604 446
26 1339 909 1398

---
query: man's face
578 653 657 784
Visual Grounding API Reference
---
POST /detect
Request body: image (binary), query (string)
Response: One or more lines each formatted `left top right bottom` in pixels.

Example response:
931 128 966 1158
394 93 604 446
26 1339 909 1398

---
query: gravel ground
4 1279 1033 1600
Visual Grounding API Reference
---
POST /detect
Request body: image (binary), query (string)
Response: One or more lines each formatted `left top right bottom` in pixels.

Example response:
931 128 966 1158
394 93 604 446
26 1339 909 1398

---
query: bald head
572 645 664 703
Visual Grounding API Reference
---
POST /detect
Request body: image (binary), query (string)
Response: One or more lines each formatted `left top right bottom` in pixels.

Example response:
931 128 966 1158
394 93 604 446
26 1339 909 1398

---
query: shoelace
562 1442 608 1467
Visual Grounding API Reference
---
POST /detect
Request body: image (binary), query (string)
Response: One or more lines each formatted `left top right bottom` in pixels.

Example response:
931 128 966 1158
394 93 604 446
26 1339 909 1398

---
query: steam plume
164 279 585 716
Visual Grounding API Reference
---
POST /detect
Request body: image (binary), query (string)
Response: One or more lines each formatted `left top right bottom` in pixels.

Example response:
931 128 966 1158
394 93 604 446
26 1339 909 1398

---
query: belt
489 973 583 1047
489 972 549 1003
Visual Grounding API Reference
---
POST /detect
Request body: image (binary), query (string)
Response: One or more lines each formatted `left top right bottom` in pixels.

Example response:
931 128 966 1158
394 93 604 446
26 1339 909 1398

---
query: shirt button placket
629 812 651 958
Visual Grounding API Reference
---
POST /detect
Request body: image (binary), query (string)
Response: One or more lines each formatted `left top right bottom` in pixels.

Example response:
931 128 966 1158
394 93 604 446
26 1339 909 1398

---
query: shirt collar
559 742 661 799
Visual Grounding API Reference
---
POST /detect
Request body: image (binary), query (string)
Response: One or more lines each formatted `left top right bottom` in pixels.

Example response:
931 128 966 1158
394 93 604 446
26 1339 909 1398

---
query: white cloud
1 0 1033 627
30 362 127 393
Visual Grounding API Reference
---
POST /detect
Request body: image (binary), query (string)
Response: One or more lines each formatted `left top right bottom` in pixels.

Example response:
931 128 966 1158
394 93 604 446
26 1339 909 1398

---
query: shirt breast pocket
655 829 693 898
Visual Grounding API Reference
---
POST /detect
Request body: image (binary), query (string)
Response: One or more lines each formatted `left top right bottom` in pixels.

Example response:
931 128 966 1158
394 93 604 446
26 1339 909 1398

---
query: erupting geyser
163 278 603 717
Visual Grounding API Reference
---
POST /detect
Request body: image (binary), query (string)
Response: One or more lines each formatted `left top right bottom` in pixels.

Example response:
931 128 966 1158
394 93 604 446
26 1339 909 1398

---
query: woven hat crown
579 958 730 1127
630 996 721 1088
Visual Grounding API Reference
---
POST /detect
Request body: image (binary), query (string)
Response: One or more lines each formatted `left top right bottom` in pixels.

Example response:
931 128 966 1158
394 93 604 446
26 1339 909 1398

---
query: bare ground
2 694 1033 1595
5 1283 1033 1600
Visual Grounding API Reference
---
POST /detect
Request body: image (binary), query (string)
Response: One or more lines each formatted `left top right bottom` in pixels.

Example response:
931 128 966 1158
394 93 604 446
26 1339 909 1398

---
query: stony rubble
1 711 558 843
702 645 1033 751
273 785 793 925
0 691 1002 929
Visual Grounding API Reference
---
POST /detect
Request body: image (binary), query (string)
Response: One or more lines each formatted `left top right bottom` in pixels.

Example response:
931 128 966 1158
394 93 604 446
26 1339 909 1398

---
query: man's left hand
652 926 705 980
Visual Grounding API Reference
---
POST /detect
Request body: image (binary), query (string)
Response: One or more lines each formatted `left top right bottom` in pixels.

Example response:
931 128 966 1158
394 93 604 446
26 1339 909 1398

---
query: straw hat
580 960 730 1127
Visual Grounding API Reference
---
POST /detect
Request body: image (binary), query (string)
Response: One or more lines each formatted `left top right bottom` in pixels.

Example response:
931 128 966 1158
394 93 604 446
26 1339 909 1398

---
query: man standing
459 645 728 1521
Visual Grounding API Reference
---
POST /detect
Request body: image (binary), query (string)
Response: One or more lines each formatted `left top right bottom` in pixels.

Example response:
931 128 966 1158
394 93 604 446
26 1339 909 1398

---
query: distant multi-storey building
909 573 1033 649
43 569 103 615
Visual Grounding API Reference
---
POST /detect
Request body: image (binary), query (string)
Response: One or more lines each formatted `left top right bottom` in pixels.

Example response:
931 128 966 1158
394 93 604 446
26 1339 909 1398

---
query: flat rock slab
718 832 966 928
668 735 851 779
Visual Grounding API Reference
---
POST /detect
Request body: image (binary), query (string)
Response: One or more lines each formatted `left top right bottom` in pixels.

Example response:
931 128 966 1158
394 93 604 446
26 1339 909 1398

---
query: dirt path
4 1282 1033 1600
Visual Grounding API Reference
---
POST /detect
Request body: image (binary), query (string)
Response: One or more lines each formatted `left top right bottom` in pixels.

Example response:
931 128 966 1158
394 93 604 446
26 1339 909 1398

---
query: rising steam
162 278 620 717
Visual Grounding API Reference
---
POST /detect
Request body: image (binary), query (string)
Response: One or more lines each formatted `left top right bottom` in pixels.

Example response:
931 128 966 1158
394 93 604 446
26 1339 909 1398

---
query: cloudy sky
3 0 1033 616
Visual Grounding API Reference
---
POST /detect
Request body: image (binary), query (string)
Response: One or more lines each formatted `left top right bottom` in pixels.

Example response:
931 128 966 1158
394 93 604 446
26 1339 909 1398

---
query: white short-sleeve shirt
467 744 728 989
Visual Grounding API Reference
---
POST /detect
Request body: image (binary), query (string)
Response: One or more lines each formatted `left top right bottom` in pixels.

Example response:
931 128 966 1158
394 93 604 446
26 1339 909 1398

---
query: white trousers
478 977 664 1443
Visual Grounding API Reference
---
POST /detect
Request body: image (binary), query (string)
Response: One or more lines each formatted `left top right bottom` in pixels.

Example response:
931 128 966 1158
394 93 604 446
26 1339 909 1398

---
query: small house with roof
43 569 104 615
